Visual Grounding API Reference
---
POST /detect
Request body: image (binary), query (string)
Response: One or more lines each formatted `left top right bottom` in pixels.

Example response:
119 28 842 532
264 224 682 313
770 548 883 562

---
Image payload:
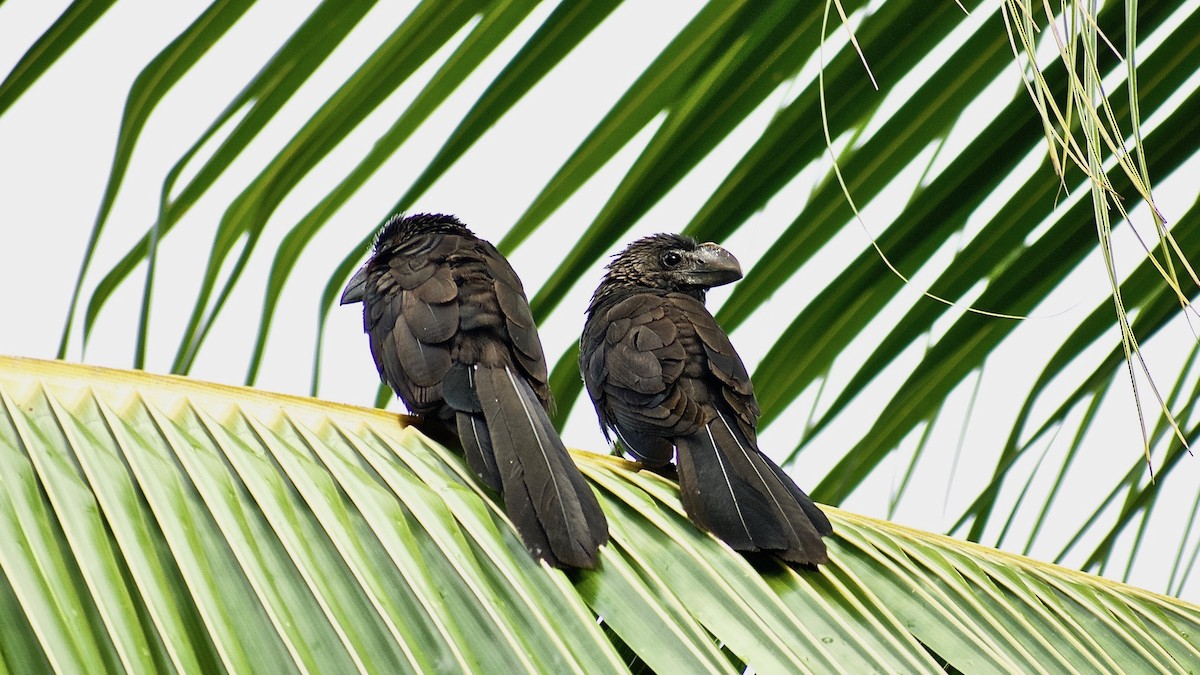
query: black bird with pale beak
580 233 830 564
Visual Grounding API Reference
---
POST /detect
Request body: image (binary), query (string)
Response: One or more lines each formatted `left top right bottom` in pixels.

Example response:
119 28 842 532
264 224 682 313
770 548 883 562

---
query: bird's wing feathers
583 293 695 465
364 232 460 412
589 294 691 417
401 277 458 343
492 271 550 396
682 300 760 438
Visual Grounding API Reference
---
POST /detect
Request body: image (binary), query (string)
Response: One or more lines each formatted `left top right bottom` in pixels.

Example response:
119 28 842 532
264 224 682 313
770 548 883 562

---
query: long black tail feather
676 409 828 564
471 365 608 568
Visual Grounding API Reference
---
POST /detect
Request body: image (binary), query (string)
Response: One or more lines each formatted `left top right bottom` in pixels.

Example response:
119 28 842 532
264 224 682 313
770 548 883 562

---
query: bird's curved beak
340 265 369 305
684 242 743 287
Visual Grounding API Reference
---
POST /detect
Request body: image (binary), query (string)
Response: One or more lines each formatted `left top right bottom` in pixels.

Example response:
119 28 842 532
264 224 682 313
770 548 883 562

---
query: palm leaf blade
3 356 1198 672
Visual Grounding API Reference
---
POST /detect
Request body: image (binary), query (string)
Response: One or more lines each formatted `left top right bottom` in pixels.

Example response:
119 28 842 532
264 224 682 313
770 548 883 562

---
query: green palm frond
3 355 1198 673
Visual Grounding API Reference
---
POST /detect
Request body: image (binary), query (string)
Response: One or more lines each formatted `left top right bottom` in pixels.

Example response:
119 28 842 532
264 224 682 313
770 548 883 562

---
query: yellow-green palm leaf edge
1 355 1197 674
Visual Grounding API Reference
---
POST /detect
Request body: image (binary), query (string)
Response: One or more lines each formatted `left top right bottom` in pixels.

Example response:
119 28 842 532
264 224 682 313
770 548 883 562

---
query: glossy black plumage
342 213 607 568
580 233 831 564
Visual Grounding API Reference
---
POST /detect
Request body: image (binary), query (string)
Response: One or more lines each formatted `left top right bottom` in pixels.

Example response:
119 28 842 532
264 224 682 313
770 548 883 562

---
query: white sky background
3 0 1200 600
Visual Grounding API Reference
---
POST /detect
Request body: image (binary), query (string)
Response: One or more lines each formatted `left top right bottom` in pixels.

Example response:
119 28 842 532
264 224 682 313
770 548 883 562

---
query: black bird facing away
580 233 831 565
341 213 607 568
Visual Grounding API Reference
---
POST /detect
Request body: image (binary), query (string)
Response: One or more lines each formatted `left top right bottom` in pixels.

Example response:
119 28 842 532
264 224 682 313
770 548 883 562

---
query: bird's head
371 212 471 252
597 233 743 302
340 212 471 305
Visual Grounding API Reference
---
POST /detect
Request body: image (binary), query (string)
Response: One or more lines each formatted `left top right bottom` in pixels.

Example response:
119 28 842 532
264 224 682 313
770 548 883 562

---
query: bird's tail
444 364 608 568
675 409 830 565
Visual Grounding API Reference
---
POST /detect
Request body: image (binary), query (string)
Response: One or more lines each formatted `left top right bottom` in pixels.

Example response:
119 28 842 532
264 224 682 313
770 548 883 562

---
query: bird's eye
661 251 683 268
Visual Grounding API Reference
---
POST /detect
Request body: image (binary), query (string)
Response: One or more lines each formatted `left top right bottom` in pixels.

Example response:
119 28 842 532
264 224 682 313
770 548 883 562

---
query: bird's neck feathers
586 273 707 316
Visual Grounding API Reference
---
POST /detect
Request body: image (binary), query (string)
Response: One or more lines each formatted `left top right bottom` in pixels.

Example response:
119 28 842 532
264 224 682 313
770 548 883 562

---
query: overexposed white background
4 0 1200 599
